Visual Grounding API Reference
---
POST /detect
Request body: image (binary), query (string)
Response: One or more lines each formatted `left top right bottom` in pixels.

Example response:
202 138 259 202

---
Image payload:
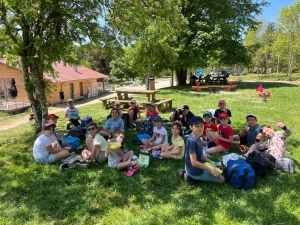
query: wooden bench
99 95 117 109
192 85 237 93
154 98 173 112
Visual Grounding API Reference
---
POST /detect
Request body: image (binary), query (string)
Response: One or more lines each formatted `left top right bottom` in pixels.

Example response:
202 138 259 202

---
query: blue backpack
225 160 256 190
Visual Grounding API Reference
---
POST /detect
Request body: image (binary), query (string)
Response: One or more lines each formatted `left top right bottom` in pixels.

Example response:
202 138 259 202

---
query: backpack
275 157 295 174
225 160 256 190
246 151 275 177
67 125 86 140
170 109 182 122
140 117 154 136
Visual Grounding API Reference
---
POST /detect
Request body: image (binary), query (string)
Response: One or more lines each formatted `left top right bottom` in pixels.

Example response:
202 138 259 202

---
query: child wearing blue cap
141 116 168 150
182 116 225 184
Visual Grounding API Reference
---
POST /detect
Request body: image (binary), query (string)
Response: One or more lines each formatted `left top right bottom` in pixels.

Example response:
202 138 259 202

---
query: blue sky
257 0 296 22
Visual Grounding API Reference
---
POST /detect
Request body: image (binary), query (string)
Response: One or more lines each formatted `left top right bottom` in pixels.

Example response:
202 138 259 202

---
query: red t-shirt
146 110 159 119
218 124 234 149
203 123 218 135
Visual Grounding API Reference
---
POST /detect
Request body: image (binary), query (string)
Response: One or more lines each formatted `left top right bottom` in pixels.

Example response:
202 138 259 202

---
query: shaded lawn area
0 81 299 225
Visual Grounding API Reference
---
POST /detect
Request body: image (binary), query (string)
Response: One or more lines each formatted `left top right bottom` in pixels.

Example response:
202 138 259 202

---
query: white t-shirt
33 134 52 159
153 126 168 145
65 107 80 119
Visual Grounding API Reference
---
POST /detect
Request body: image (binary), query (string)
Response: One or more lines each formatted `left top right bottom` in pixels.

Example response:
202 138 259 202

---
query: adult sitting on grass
100 108 125 139
181 116 225 184
65 98 80 130
33 123 71 164
80 122 107 164
243 122 292 161
175 105 195 136
107 101 133 129
233 114 261 148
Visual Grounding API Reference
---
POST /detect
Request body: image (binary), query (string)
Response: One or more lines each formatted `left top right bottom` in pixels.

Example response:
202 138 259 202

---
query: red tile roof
0 59 109 82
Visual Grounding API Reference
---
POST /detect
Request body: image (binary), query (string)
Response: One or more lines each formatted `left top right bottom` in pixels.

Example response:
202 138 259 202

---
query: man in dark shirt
176 105 195 134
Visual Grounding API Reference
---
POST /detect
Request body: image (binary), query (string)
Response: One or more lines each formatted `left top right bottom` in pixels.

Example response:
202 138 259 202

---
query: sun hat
218 99 226 104
181 105 189 110
246 114 257 120
218 112 229 119
203 111 212 117
43 123 56 129
67 98 74 103
48 114 59 119
153 115 163 121
147 102 154 106
114 101 121 106
190 116 204 124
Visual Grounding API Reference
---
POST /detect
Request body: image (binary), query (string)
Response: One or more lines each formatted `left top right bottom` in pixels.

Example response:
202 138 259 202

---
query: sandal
75 161 90 168
126 165 139 177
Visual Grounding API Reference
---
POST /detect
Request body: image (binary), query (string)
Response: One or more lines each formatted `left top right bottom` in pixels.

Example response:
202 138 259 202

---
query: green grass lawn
0 77 300 225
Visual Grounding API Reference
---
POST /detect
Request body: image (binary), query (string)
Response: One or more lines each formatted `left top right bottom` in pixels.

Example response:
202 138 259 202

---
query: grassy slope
0 75 300 225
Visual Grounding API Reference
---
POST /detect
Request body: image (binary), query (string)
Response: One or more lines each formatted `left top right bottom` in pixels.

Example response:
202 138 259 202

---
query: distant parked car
208 71 218 78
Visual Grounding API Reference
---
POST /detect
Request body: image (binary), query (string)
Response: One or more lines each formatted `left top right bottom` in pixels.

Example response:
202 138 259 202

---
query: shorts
186 169 221 183
238 135 248 145
115 159 123 169
97 151 108 163
35 154 55 164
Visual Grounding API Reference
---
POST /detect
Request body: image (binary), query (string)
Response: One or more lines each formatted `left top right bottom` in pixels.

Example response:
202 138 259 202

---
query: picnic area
0 74 299 225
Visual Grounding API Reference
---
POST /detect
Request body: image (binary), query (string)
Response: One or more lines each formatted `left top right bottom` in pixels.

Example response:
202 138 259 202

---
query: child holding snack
105 132 138 173
182 116 225 184
160 122 185 159
206 112 235 154
201 111 218 147
141 116 168 150
214 99 231 124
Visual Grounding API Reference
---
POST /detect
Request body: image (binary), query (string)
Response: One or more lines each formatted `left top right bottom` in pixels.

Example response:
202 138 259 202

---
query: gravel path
0 79 175 131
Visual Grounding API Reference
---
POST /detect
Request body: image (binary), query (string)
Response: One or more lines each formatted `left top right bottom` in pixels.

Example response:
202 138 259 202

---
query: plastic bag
138 154 150 168
222 153 239 167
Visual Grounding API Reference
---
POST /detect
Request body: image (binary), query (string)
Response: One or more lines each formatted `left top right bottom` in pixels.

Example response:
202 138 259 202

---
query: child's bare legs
52 142 62 150
218 175 225 184
116 150 135 170
206 145 228 154
161 144 169 152
151 144 162 150
160 151 174 159
244 144 256 157
53 150 70 161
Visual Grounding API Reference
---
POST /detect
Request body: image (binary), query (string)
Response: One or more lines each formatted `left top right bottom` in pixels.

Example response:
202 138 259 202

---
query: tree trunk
21 57 49 133
171 70 174 87
175 68 187 85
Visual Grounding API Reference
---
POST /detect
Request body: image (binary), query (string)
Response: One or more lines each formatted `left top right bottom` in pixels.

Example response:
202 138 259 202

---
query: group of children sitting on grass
32 98 292 183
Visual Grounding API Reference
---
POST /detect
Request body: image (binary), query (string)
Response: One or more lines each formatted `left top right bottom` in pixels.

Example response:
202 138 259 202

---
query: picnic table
115 88 160 102
192 84 237 93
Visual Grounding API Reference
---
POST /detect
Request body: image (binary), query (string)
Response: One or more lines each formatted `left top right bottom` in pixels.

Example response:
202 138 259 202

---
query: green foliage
110 58 138 81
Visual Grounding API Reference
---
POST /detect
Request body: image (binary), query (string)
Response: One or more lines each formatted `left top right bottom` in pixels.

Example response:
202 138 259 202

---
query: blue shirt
104 117 124 131
246 125 261 146
185 135 204 176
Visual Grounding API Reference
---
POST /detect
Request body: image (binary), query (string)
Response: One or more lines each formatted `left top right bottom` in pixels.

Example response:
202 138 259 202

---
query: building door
79 82 83 96
70 83 74 98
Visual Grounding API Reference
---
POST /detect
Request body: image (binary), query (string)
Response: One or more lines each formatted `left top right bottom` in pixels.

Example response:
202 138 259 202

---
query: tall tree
0 0 108 132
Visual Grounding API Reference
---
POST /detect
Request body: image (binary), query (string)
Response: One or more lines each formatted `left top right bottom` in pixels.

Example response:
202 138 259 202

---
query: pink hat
218 99 226 104
114 101 121 106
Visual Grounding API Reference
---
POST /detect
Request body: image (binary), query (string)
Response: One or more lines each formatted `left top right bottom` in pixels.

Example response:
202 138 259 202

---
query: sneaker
238 154 247 160
183 173 197 185
177 169 186 180
238 145 247 153
133 123 137 127
131 159 138 166
75 162 90 168
59 163 75 171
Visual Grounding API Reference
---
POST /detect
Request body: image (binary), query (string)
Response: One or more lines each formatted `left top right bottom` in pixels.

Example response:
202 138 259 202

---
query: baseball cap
114 101 121 106
48 114 59 119
190 116 204 124
67 98 74 103
218 99 226 104
130 99 136 103
246 114 257 120
43 123 56 129
181 105 189 110
153 115 163 121
203 111 212 117
147 102 154 106
218 112 229 119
